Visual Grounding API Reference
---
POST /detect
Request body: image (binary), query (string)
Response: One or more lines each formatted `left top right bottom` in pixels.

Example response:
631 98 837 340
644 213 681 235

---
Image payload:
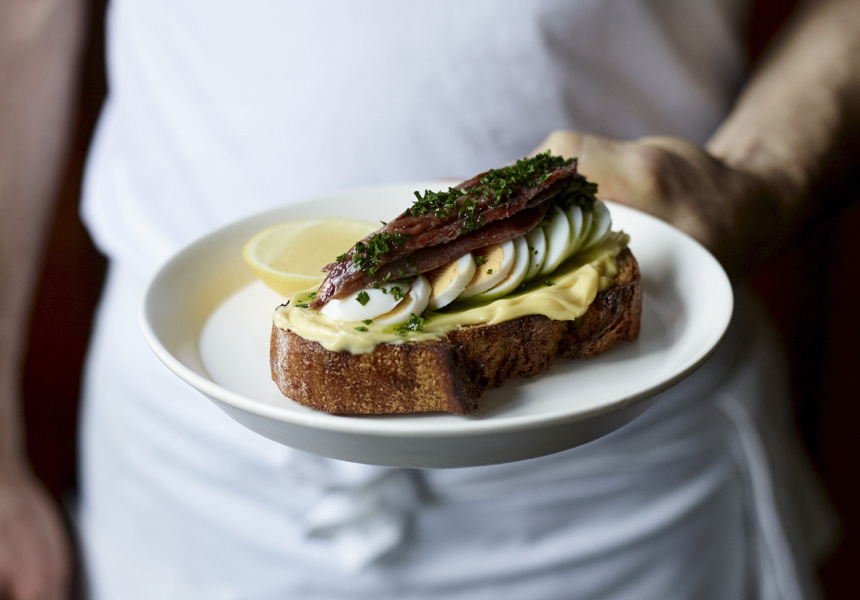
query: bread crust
270 249 641 414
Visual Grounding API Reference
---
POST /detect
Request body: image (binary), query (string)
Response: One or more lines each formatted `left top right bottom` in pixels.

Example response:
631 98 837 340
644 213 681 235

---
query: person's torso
81 0 748 275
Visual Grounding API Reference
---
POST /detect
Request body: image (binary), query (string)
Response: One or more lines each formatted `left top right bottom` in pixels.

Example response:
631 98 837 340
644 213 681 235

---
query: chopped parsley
455 197 484 232
389 286 405 301
395 313 425 336
362 319 373 325
356 291 370 306
408 187 468 219
340 230 411 277
404 152 574 231
354 326 368 332
477 151 573 206
553 177 598 211
486 268 493 275
475 255 486 266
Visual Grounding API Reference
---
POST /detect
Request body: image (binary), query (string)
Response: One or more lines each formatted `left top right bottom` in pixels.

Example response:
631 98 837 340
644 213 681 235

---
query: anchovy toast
264 154 641 415
270 248 640 415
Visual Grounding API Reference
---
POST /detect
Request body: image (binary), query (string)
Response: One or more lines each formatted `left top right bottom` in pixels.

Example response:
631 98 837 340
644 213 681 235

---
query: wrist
0 378 25 463
707 127 818 243
0 451 30 482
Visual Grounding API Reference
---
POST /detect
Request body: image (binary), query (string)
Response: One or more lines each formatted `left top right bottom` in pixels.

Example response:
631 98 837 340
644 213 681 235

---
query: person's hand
534 131 797 279
0 460 71 600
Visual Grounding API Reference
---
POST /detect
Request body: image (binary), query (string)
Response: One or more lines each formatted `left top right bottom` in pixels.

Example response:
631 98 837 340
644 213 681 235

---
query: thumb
533 131 669 219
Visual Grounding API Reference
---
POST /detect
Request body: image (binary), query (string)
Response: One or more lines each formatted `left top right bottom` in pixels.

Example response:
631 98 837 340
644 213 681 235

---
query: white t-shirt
78 2 830 598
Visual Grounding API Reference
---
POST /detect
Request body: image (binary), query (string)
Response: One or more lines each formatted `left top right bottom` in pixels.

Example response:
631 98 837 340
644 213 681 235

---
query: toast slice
270 248 641 415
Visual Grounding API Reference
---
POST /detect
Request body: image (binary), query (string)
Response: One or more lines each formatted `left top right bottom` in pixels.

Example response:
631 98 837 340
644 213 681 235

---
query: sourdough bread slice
270 249 641 415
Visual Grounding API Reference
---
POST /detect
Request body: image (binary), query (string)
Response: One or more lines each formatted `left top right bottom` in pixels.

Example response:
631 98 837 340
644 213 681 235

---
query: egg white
319 281 410 322
426 252 477 310
472 235 531 300
539 205 573 275
460 239 516 298
564 204 585 257
581 199 612 250
524 226 547 282
374 275 431 325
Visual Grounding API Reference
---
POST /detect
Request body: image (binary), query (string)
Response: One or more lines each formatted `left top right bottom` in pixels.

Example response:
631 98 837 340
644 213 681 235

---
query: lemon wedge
243 217 377 297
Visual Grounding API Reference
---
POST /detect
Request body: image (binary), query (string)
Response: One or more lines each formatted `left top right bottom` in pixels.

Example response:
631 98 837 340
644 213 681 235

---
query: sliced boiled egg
524 226 547 282
320 280 410 323
580 200 612 251
426 252 477 310
472 235 530 300
374 275 431 325
459 239 516 298
578 207 593 254
564 204 585 257
539 205 573 275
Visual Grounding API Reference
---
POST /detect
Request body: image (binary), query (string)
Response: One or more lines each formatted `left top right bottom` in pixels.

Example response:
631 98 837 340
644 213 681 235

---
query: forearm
707 0 860 231
0 0 87 460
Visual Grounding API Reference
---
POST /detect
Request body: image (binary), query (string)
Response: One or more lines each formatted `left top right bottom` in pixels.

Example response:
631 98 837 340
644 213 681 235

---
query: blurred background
21 1 858 597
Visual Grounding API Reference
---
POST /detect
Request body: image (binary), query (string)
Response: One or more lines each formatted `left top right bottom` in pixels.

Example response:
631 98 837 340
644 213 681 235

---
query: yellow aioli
273 232 629 355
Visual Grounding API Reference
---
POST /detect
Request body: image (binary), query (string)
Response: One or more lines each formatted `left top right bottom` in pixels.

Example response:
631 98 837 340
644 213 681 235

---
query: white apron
79 1 833 598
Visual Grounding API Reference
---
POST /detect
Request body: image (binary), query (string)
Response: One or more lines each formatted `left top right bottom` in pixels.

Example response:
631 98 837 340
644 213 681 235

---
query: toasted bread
270 248 640 415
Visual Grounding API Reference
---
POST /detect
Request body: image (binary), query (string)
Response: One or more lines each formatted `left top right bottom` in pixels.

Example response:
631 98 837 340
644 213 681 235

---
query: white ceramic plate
140 182 732 468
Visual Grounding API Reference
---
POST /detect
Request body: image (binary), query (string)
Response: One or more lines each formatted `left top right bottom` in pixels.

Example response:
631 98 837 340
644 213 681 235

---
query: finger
0 473 72 600
5 517 67 600
535 131 670 216
532 130 587 158
29 508 71 600
568 136 644 203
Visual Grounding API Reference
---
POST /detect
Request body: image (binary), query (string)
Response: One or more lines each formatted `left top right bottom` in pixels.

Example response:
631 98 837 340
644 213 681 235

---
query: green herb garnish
390 286 405 301
351 231 411 276
404 152 573 230
552 177 598 211
477 151 573 205
475 255 485 266
355 326 368 332
396 313 425 336
407 187 467 219
356 291 370 306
